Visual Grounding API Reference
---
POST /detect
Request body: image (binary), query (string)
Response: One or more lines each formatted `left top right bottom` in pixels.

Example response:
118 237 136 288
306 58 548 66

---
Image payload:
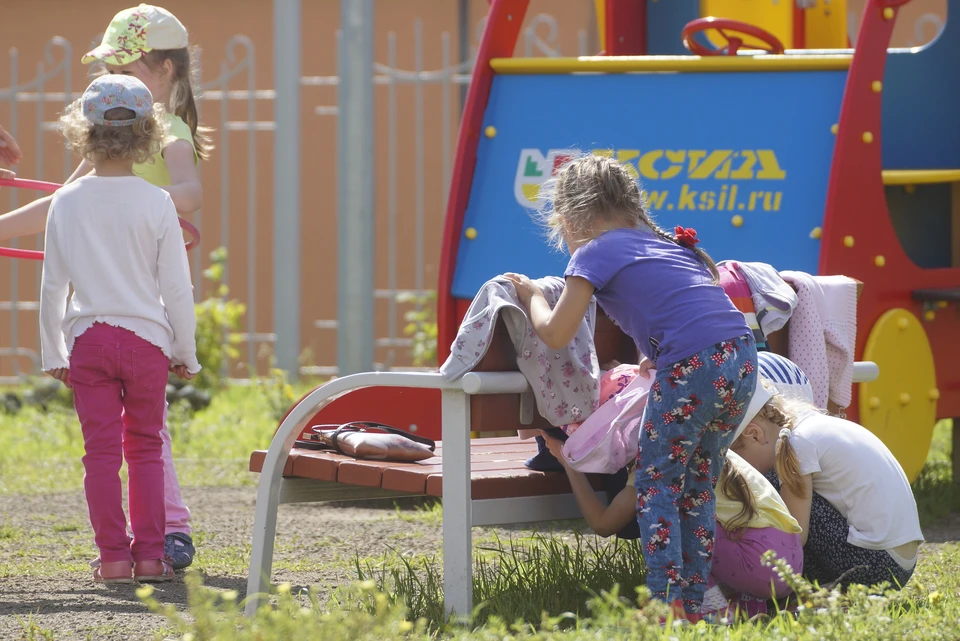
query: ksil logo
514 148 787 208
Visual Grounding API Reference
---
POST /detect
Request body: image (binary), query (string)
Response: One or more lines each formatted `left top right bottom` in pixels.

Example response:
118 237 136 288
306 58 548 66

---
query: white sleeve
156 195 201 374
39 202 71 370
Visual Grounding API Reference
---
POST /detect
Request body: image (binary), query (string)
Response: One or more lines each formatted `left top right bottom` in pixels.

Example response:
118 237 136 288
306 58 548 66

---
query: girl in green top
0 4 210 570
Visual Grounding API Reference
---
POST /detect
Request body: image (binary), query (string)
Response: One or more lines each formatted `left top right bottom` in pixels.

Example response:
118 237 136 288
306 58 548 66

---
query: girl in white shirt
40 75 200 584
731 379 923 588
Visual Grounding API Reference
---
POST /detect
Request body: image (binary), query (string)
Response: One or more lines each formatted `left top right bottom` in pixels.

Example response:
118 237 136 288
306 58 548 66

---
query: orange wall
0 1 595 376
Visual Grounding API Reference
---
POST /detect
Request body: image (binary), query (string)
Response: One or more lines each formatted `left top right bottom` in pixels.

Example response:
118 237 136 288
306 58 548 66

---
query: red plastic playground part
0 176 200 259
682 17 786 56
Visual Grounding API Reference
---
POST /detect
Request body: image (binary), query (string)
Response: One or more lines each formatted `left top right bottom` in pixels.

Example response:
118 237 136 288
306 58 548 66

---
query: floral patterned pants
634 334 757 613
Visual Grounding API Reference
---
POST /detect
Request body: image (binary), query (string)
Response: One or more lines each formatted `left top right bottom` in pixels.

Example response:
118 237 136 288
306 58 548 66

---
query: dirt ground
0 486 957 641
0 486 573 640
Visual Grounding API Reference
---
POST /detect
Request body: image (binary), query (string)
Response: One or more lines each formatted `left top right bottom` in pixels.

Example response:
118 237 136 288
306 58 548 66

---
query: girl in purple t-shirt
506 154 757 620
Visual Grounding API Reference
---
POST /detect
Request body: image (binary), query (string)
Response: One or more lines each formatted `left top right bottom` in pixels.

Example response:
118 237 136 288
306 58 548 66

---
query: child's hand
504 273 542 307
0 124 22 166
0 168 15 181
638 357 654 378
539 430 569 467
45 368 71 388
170 364 195 381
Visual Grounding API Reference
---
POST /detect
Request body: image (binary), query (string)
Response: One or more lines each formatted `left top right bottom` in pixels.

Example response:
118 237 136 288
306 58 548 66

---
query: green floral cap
82 4 188 66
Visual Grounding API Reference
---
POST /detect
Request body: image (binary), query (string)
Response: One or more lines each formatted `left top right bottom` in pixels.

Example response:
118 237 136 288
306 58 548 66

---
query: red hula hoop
0 177 200 259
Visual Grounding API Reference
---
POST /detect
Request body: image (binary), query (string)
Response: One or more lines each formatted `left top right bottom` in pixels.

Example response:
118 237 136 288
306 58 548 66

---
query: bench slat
250 436 611 501
425 468 606 499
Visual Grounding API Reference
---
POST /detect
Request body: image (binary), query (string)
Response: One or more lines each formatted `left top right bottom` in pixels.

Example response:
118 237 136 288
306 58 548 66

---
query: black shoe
164 532 195 570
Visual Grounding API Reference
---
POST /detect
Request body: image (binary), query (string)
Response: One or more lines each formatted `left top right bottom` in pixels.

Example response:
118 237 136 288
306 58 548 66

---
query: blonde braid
761 399 806 498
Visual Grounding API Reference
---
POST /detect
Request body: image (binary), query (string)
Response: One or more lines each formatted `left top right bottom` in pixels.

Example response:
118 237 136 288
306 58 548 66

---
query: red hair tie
674 226 700 249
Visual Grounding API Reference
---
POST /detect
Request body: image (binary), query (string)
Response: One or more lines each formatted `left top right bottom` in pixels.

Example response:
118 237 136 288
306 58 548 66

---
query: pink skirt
713 523 803 599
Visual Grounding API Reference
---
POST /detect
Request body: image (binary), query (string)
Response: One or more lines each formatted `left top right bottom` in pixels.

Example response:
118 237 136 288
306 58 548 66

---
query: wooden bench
246 310 878 616
246 314 633 616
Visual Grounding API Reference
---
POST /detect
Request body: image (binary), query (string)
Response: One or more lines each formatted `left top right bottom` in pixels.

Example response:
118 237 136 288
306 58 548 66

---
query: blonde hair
539 154 720 282
752 394 826 499
717 457 758 539
142 47 212 161
60 101 165 165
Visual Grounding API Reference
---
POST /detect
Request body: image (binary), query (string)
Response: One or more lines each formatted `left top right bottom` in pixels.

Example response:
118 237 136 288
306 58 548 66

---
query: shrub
193 247 246 391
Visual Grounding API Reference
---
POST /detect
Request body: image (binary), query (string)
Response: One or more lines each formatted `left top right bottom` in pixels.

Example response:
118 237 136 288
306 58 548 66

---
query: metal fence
0 14 586 383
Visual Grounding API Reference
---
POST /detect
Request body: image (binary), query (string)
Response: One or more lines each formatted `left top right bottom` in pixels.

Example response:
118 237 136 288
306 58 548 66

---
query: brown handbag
294 421 437 462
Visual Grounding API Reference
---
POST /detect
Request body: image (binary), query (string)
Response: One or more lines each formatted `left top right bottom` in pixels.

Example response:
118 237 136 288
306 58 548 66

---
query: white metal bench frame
246 363 880 616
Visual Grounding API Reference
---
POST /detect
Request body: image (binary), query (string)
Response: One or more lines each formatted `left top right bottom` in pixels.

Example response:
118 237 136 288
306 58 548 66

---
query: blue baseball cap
81 75 154 127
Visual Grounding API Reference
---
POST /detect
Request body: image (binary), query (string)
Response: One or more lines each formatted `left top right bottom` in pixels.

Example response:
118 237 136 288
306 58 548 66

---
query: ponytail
143 48 213 161
717 457 758 539
638 209 720 284
758 401 806 499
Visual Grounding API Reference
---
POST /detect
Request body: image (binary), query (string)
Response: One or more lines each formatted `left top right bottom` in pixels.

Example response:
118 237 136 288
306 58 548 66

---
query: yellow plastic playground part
882 169 960 185
701 0 794 48
698 0 848 50
859 308 938 482
803 0 849 49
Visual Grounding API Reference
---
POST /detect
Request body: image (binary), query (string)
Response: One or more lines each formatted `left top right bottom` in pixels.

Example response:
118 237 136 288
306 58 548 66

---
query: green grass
356 531 648 627
137 543 960 640
0 382 314 495
0 388 957 639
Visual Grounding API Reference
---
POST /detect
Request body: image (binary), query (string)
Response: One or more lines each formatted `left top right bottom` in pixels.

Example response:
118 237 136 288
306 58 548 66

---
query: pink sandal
134 559 174 583
94 560 134 584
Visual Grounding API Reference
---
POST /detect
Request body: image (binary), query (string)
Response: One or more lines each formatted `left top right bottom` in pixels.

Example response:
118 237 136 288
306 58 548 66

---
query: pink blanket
779 271 858 409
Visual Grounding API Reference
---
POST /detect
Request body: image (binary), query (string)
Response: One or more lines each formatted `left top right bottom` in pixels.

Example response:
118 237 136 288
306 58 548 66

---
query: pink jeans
71 324 169 563
160 409 191 535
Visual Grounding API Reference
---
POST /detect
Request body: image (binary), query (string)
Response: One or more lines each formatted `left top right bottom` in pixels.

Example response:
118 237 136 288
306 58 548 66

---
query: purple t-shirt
565 228 749 367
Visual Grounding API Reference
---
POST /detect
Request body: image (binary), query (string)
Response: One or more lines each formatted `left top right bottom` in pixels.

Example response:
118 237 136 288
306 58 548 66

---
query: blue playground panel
451 71 847 300
647 0 700 55
882 2 960 170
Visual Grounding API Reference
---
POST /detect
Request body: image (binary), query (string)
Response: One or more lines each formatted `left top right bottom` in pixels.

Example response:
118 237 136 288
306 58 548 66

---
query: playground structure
290 0 959 484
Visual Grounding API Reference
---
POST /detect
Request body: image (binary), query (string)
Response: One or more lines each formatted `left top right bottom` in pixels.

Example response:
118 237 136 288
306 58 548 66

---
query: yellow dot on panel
869 396 881 409
731 215 744 227
904 184 916 194
924 309 936 321
871 80 883 93
874 255 885 267
883 7 894 20
929 388 941 401
810 227 823 240
862 131 874 143
937 300 948 309
843 235 855 247
897 317 909 330
899 392 911 405
484 125 497 138
465 227 478 240
830 123 838 135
